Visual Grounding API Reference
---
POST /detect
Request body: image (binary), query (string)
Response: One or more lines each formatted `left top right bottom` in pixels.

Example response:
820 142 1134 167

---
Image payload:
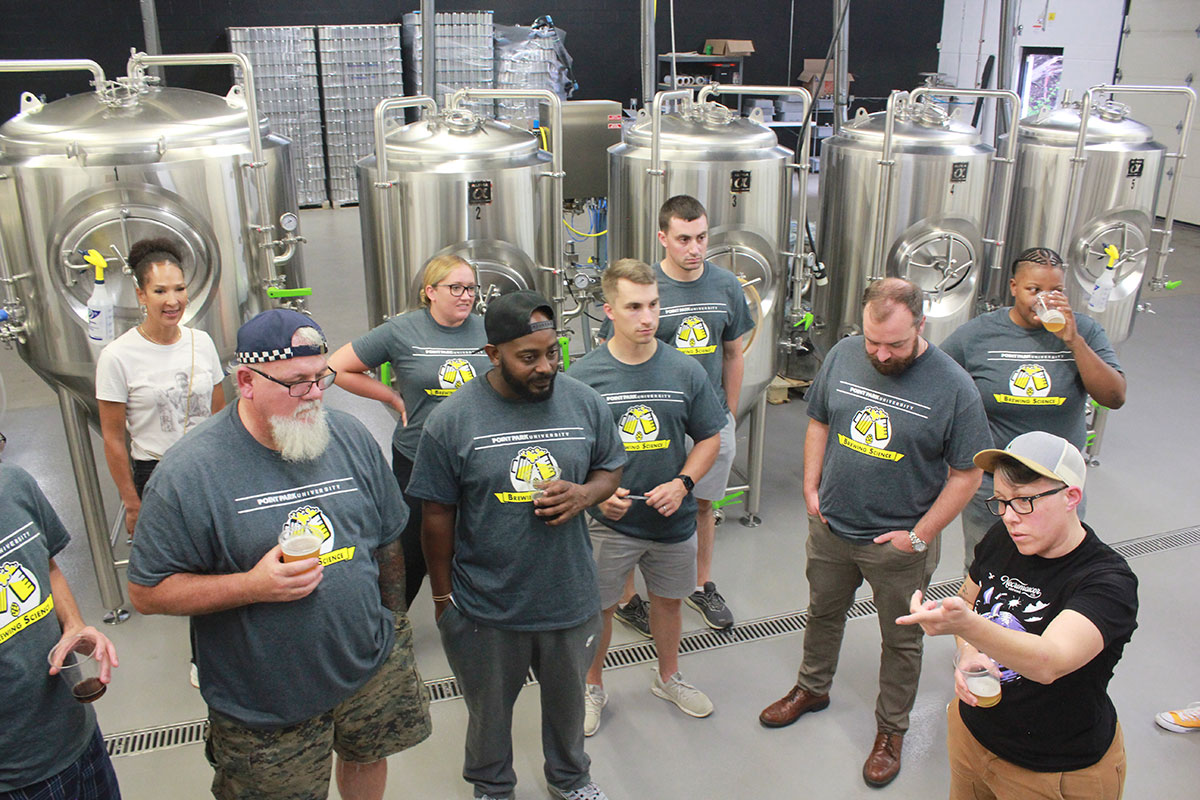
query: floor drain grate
104 524 1198 756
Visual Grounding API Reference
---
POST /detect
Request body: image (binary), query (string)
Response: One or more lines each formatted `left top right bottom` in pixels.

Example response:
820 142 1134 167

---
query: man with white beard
128 309 432 800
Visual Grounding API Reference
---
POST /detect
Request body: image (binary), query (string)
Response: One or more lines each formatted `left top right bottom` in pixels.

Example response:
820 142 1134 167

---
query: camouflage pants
206 616 432 800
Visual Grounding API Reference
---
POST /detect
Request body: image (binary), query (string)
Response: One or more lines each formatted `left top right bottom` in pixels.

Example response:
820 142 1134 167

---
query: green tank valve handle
267 287 313 298
713 490 745 510
380 362 393 388
1087 432 1097 445
793 312 814 330
559 335 571 370
1165 280 1183 290
1089 398 1110 411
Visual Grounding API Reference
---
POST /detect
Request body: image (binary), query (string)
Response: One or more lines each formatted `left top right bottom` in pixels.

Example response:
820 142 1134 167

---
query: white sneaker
584 684 607 737
651 670 713 718
549 781 608 800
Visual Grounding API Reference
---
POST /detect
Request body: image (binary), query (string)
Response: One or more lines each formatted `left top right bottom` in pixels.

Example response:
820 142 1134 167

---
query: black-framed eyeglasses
432 283 479 297
247 366 337 397
986 485 1067 516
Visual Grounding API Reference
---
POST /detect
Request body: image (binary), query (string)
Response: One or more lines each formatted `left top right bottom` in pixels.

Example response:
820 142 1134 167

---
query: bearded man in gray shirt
759 278 992 789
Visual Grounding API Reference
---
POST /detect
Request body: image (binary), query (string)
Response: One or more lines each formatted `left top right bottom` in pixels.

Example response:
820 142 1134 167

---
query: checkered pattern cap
484 290 555 345
236 308 327 364
974 430 1087 489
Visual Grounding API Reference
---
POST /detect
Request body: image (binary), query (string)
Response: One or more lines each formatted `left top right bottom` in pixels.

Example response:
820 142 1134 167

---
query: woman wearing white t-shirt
97 238 226 537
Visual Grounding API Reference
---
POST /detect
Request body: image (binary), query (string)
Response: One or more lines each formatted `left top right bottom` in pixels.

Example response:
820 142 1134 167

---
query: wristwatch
907 531 928 553
674 474 695 493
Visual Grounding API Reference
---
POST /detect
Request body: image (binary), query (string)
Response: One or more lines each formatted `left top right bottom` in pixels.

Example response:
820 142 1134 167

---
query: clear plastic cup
279 521 322 571
955 651 1001 708
1034 292 1066 332
48 635 107 703
531 477 552 503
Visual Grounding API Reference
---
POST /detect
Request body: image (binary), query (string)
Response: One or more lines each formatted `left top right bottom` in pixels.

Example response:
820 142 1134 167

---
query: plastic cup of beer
531 477 552 504
1034 292 1066 332
48 635 107 704
955 651 1001 708
279 523 322 571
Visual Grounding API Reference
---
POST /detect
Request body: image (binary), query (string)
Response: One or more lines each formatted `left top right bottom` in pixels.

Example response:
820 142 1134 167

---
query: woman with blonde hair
330 254 491 607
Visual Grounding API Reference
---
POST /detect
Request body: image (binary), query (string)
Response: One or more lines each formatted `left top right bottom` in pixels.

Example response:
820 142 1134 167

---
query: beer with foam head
280 533 322 570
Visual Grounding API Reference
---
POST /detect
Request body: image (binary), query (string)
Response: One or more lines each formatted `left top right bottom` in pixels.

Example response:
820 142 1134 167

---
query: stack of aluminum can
402 10 494 117
318 24 405 205
229 26 327 207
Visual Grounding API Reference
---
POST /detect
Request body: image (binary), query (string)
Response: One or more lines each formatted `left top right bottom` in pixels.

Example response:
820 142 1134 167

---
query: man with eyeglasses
897 430 1137 800
128 308 432 800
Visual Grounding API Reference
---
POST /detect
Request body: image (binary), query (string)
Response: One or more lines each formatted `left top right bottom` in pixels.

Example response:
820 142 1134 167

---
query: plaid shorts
206 616 432 800
0 727 120 800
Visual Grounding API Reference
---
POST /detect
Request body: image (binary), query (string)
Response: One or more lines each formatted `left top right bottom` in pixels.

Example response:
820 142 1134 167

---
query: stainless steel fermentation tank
812 87 1020 351
608 85 813 526
0 54 307 622
997 84 1195 461
358 89 565 328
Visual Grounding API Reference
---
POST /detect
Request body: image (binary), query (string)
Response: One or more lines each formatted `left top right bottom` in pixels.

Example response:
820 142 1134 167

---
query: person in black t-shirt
897 431 1137 800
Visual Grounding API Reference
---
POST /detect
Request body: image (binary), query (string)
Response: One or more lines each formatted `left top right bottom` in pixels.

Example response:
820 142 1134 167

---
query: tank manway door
896 230 976 297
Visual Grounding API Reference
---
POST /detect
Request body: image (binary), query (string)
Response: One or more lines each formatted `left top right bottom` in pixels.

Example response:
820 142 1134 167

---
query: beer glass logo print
0 561 41 622
675 316 710 349
282 505 335 555
619 405 660 443
1010 364 1051 398
851 406 892 449
438 358 477 391
509 446 560 492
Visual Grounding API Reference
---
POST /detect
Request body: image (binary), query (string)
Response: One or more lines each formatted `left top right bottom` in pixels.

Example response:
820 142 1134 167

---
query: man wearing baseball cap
129 308 432 799
897 430 1138 800
409 291 626 800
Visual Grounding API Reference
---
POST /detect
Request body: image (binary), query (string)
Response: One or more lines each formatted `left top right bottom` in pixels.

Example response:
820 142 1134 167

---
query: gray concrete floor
1 212 1198 799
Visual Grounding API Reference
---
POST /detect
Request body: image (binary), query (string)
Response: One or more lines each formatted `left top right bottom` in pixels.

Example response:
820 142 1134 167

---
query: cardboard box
798 58 853 98
705 39 755 56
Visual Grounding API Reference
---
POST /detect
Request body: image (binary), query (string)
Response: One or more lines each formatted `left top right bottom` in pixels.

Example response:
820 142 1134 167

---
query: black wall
1 1 943 120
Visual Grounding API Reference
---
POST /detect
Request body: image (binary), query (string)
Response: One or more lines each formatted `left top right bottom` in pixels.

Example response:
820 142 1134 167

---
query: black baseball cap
236 308 327 364
484 291 556 345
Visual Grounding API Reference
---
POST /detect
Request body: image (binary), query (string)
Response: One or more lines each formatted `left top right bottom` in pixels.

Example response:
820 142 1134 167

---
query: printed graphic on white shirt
994 363 1066 406
0 526 52 644
838 406 906 461
281 504 356 566
674 315 716 355
154 368 210 432
426 358 478 397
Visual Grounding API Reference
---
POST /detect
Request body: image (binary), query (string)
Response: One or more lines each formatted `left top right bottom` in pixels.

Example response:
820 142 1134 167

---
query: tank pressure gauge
279 212 299 232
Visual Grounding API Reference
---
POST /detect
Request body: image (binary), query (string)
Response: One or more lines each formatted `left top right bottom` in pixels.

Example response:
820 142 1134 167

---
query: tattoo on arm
376 538 407 614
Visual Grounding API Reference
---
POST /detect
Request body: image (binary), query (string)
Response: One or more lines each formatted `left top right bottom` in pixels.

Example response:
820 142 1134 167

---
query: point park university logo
496 446 561 503
674 315 717 355
426 358 478 397
995 363 1065 406
619 405 670 451
0 561 53 645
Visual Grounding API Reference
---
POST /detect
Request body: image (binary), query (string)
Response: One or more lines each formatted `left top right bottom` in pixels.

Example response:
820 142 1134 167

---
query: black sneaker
687 581 734 630
614 593 652 638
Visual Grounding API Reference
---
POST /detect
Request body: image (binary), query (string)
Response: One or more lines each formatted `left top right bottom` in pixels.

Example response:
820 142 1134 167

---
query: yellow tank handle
1104 244 1120 268
83 249 107 280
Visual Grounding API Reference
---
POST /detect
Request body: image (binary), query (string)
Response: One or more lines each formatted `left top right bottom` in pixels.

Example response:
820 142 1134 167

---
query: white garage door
1117 1 1200 223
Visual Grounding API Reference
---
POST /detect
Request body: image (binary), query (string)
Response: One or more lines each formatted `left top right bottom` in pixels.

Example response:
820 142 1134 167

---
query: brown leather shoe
758 684 830 728
862 731 903 788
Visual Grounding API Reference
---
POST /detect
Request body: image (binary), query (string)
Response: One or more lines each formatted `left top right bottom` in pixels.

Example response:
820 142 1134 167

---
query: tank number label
1127 158 1144 178
469 181 493 205
730 171 752 193
950 163 969 183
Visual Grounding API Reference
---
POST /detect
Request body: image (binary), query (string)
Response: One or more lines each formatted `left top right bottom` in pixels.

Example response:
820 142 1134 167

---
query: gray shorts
691 411 736 502
590 526 698 608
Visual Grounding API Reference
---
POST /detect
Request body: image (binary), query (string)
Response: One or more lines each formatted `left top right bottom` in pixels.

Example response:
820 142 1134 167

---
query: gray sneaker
549 781 609 800
584 683 607 737
613 593 652 638
686 581 734 630
652 670 714 718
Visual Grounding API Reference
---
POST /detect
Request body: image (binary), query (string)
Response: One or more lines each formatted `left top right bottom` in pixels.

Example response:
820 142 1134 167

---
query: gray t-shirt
600 261 756 411
807 336 993 541
941 308 1122 450
0 466 95 791
351 308 492 459
129 402 407 728
571 342 726 543
407 372 626 630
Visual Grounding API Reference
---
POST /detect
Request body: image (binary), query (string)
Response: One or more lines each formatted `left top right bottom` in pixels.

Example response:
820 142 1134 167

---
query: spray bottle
84 249 114 345
1087 244 1120 313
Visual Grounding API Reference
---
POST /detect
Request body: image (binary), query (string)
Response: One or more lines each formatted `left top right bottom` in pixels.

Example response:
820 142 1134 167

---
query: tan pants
947 701 1126 800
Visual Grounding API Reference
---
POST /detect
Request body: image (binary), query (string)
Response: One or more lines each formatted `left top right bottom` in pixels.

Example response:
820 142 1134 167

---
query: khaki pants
796 514 939 734
947 701 1126 800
